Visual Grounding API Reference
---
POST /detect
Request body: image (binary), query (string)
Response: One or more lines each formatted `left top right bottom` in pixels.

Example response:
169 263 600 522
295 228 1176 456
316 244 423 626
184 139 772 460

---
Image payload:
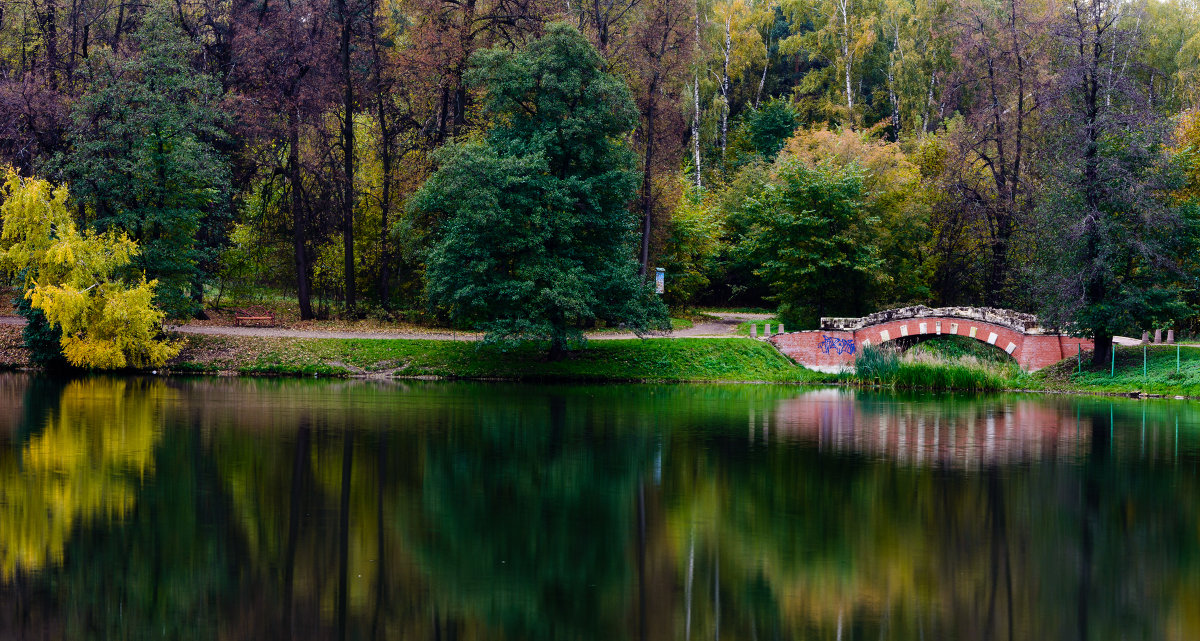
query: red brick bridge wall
769 316 1093 372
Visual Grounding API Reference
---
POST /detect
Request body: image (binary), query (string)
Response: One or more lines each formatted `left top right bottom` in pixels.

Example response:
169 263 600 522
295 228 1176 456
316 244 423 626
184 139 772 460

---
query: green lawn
173 335 825 383
1029 344 1200 396
162 332 1200 396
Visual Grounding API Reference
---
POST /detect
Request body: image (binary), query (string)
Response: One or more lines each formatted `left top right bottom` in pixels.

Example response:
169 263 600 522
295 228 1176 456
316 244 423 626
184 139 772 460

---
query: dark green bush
15 294 66 369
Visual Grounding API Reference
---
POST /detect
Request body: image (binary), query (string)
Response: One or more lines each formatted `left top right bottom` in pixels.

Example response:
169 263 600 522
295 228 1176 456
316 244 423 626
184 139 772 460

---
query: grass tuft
850 343 1017 391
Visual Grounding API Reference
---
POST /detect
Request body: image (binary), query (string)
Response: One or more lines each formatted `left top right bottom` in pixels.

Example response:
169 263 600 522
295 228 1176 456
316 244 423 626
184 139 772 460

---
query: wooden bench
234 306 276 327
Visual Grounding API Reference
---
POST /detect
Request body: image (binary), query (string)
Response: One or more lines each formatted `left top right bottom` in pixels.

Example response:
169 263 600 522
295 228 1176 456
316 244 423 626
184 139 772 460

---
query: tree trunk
839 0 853 114
377 119 394 302
887 25 900 139
289 112 315 320
691 0 701 188
112 0 124 50
986 219 1011 307
338 0 356 315
720 17 731 163
1081 1 1105 367
755 39 768 108
639 72 658 278
42 0 57 89
435 81 450 143
368 0 395 305
448 0 477 136
921 74 935 134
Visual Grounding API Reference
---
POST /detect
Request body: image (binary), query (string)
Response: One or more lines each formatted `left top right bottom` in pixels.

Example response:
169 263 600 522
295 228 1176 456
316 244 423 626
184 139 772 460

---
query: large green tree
411 23 667 354
55 8 231 320
736 159 881 326
1031 0 1200 366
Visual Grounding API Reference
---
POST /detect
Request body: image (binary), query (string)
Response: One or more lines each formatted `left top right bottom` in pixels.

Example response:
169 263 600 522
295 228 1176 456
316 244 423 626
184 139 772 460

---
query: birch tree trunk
693 0 702 188
720 14 731 163
838 0 853 113
888 23 900 138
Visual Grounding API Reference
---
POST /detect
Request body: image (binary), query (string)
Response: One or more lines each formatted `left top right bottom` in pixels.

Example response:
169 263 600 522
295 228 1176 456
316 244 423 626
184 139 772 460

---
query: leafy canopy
737 159 882 326
0 171 180 369
55 7 231 319
411 23 667 352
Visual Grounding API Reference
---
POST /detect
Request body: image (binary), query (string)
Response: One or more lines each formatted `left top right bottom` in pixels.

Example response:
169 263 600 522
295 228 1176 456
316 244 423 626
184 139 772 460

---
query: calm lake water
0 374 1198 640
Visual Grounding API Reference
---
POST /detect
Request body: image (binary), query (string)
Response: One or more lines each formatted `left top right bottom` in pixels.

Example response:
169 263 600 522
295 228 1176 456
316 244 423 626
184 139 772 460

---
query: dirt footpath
167 312 773 341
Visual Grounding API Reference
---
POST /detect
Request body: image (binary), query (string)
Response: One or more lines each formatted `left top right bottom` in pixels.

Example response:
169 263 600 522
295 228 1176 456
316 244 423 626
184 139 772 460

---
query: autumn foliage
0 171 180 369
0 0 1196 354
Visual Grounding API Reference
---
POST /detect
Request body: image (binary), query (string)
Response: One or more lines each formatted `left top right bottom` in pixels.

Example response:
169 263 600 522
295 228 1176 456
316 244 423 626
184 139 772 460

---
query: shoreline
0 325 1197 398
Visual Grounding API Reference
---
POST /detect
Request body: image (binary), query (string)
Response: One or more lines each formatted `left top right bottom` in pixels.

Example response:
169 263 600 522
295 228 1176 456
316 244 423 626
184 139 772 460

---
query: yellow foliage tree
0 170 181 369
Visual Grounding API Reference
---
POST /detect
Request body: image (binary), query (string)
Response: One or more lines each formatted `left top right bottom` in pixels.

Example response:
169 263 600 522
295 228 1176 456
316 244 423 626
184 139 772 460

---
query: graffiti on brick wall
819 335 856 355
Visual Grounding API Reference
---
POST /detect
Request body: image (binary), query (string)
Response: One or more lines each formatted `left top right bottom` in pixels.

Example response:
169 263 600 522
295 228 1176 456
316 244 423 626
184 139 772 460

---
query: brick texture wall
769 316 1093 372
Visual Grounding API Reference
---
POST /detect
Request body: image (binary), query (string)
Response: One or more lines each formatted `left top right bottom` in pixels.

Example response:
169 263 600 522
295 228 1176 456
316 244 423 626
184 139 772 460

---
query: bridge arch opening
885 333 1018 364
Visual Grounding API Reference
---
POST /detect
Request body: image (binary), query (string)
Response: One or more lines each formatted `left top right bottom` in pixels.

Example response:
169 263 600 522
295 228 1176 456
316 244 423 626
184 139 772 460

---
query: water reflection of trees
0 379 1198 640
0 378 169 579
664 395 1200 640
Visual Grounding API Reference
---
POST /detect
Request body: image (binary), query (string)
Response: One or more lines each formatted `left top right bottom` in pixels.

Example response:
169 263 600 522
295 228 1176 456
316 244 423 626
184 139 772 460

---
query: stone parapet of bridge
821 305 1041 334
771 306 1091 373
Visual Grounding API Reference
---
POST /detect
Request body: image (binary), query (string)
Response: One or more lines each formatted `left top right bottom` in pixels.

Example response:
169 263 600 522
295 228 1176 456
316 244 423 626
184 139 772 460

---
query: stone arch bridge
769 306 1092 372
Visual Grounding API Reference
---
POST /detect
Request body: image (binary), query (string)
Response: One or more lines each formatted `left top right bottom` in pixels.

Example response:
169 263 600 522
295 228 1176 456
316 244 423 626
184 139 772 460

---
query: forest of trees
0 0 1199 360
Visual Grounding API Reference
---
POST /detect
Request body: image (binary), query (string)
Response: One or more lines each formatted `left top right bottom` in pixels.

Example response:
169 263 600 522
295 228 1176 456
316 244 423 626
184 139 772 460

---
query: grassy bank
170 334 824 383
847 340 1200 397
173 333 1199 395
1031 344 1200 397
9 320 1200 395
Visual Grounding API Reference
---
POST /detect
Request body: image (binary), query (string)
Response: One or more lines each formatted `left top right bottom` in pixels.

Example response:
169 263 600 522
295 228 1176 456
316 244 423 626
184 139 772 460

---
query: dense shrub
15 295 66 369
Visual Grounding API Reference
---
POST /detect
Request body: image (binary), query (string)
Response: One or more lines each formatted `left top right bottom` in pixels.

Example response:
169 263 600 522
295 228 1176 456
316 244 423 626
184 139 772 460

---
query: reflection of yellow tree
0 378 169 578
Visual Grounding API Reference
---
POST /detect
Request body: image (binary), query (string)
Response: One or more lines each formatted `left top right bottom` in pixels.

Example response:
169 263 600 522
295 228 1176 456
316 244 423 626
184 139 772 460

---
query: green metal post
1077 344 1081 373
1111 343 1115 377
1177 344 1181 374
1144 344 1147 379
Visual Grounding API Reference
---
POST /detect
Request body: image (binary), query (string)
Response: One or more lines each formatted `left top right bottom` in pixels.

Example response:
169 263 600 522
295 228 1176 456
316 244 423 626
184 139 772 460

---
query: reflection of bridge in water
748 389 1185 468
